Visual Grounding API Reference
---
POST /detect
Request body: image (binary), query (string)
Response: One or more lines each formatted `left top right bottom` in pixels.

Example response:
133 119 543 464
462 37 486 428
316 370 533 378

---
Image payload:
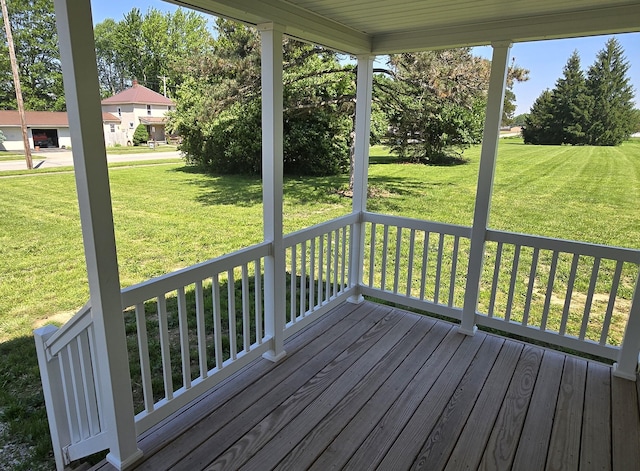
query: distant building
0 81 175 151
101 80 175 146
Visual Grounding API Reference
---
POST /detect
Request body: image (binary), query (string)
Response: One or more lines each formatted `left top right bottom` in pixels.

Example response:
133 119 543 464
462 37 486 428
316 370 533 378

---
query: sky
90 1 640 116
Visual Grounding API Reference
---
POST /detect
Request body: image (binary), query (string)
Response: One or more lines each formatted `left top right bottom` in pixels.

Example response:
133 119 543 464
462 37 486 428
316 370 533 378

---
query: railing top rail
44 302 92 356
486 229 640 264
363 211 472 238
283 213 358 247
121 241 272 308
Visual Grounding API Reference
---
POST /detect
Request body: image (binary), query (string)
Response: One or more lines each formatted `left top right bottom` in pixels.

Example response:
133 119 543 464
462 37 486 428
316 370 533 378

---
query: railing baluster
212 275 223 369
318 235 324 305
290 245 297 324
341 226 347 291
505 245 521 322
177 287 191 389
448 235 460 307
300 241 307 318
420 231 430 300
434 233 445 304
309 238 316 309
393 226 402 294
59 348 79 443
194 281 208 379
580 257 601 340
326 231 332 302
381 224 389 291
76 332 98 436
406 229 416 297
522 247 539 326
157 295 173 400
333 229 339 298
560 254 580 336
488 242 503 318
242 264 251 352
227 269 237 361
68 341 89 439
541 251 559 331
135 303 154 412
600 260 623 345
254 260 263 344
369 223 376 287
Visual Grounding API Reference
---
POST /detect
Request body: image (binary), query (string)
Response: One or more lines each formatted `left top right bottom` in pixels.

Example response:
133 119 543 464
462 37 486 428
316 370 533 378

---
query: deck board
90 301 640 471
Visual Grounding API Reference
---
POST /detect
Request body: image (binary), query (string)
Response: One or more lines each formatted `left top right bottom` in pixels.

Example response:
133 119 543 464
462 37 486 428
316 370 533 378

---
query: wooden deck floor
92 301 640 471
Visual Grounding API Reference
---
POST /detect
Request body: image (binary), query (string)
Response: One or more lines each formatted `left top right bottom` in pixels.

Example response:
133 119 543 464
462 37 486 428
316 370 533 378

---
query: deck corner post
460 41 512 336
260 22 287 362
53 1 142 468
613 272 640 381
347 54 375 304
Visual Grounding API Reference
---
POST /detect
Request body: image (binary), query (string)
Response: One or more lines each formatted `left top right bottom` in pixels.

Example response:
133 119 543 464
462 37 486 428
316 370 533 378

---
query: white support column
53 1 142 469
614 273 640 380
259 23 287 362
459 42 512 336
348 55 375 304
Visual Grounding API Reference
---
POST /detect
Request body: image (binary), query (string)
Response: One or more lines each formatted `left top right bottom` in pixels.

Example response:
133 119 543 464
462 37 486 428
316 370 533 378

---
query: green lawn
1 138 639 469
105 144 179 154
0 152 29 161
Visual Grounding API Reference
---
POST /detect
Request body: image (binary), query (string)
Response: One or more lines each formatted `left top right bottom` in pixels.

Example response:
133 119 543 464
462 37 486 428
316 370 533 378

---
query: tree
133 124 148 146
553 51 590 145
383 49 490 164
586 38 636 146
0 0 65 110
523 90 556 145
169 19 355 176
503 58 530 126
93 8 213 97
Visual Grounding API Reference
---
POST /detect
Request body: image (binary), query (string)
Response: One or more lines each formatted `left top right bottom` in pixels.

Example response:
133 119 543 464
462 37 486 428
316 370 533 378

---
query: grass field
1 138 639 469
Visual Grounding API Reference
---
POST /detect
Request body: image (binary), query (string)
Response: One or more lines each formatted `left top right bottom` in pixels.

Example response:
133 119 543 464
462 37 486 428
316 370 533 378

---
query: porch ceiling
167 0 640 54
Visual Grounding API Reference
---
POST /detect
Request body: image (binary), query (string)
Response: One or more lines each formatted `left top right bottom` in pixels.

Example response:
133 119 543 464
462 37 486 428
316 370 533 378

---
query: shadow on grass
0 336 54 470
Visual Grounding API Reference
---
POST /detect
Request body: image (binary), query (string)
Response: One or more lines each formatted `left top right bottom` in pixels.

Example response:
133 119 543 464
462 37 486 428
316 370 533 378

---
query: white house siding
0 127 25 151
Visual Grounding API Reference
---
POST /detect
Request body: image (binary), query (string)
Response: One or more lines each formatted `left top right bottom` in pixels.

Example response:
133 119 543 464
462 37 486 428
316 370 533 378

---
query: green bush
133 124 149 146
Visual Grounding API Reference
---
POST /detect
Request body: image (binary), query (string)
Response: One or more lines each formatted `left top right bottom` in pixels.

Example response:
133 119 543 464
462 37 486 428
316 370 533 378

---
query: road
0 149 182 172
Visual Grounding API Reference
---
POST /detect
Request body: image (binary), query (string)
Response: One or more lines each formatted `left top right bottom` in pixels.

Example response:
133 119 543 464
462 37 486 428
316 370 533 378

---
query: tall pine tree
523 89 556 144
554 51 590 145
586 38 635 146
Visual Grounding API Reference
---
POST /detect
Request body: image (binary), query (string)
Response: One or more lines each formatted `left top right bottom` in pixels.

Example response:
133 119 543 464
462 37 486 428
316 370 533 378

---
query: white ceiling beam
372 4 640 53
168 0 372 53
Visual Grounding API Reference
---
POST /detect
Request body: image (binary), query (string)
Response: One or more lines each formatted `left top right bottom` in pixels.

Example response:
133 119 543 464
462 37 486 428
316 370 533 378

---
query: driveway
0 149 182 172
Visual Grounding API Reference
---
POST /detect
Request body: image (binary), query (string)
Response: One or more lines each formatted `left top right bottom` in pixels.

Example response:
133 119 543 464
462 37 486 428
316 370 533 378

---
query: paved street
0 149 182 172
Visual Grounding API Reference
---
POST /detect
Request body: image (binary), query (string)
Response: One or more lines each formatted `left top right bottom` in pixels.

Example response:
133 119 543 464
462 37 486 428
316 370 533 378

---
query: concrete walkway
0 149 182 172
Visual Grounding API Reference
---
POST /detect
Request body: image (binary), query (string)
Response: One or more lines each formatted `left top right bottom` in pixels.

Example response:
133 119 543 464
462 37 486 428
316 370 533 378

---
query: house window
168 105 172 111
117 107 121 117
129 122 134 129
146 105 151 116
109 124 115 133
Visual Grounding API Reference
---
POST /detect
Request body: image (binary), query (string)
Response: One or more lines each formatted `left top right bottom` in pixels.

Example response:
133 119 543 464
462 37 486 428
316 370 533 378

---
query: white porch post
459 42 512 335
53 1 142 469
348 55 375 304
259 23 287 362
614 273 640 380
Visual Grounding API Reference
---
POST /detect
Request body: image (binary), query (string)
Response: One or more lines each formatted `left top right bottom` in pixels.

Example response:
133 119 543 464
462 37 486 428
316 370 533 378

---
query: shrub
133 124 149 146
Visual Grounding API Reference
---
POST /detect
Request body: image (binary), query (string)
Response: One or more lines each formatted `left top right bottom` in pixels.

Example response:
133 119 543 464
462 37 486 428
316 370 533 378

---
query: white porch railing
361 211 640 362
34 216 356 466
34 212 640 467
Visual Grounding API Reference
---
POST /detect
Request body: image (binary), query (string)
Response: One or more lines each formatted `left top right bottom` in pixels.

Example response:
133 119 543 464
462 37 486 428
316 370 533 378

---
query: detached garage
0 110 119 151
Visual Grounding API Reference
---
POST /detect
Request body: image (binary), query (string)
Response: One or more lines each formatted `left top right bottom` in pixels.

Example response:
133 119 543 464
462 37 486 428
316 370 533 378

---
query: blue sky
90 1 639 116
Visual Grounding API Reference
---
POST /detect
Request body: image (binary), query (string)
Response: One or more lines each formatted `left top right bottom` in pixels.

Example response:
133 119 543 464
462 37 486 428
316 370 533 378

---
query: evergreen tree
554 51 590 145
523 90 556 145
586 38 635 146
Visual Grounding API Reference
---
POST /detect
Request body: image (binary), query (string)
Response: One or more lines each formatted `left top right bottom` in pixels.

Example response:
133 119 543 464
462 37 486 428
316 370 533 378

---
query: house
34 1 640 471
100 80 175 145
0 110 116 151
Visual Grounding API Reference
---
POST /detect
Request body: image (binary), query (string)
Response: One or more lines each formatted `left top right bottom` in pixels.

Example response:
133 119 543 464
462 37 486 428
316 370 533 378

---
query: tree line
523 38 638 146
0 2 532 174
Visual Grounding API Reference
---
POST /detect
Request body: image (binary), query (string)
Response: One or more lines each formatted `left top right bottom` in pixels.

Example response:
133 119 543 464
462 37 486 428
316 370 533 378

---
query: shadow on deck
91 301 640 471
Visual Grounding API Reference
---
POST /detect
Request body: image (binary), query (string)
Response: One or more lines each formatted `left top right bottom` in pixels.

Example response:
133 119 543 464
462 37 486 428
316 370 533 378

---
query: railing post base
347 294 364 304
612 360 639 381
263 350 287 363
106 448 144 471
457 325 478 337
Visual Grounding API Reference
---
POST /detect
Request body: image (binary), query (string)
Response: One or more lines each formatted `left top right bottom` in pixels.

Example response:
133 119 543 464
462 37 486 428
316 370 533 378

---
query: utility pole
158 75 167 97
1 0 32 169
